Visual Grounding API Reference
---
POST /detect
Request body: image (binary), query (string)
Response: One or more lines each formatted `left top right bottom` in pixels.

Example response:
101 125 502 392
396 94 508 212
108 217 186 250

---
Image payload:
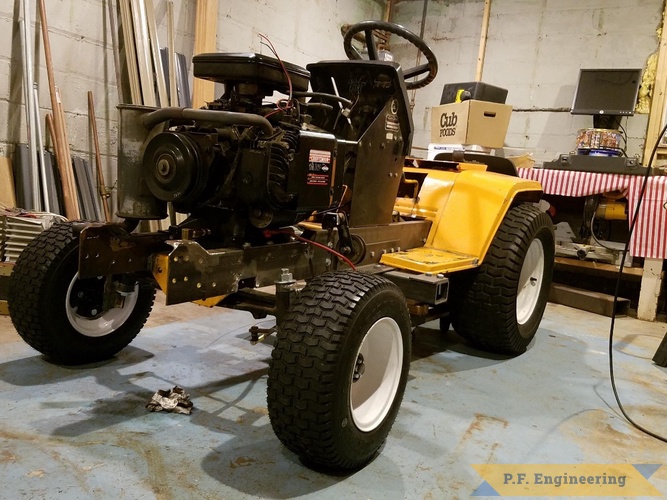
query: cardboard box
430 100 512 148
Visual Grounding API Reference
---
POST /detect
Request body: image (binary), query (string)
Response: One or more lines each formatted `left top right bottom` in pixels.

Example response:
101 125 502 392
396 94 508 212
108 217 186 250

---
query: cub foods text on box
430 100 512 148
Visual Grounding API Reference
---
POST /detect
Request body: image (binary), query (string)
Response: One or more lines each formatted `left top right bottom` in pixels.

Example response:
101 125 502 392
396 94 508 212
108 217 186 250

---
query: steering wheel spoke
343 20 438 90
347 45 363 60
364 29 379 60
403 62 432 79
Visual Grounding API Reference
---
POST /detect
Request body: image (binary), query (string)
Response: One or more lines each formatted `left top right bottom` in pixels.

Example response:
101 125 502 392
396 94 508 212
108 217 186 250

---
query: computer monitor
570 68 641 129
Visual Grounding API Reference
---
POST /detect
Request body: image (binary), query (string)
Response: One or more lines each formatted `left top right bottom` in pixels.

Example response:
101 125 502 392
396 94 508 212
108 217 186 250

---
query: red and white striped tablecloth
517 168 667 259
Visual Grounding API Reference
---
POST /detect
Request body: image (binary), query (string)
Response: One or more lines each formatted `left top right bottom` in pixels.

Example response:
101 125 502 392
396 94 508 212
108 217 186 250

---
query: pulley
142 132 208 205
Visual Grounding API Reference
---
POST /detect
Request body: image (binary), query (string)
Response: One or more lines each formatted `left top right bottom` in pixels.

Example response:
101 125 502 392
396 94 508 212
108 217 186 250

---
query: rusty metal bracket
155 239 314 305
79 223 170 278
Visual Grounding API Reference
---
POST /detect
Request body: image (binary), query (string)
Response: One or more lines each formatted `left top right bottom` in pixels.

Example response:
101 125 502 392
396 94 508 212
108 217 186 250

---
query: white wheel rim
350 317 403 432
516 238 545 325
65 273 139 337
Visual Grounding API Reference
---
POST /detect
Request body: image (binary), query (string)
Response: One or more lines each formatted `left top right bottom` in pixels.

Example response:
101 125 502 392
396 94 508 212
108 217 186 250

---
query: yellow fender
385 167 542 273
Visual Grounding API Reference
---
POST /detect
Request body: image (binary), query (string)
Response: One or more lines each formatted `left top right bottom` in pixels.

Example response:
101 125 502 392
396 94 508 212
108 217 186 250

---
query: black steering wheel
343 20 438 90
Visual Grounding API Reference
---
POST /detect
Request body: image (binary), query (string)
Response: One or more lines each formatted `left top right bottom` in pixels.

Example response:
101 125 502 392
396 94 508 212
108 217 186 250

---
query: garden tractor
8 21 554 471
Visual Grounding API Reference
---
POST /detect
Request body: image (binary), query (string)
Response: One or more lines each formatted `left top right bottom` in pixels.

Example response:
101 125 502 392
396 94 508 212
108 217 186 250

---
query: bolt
91 309 98 315
353 353 365 381
370 251 375 258
280 268 293 281
77 292 84 298
157 158 171 176
183 276 189 282
197 283 202 288
325 258 332 266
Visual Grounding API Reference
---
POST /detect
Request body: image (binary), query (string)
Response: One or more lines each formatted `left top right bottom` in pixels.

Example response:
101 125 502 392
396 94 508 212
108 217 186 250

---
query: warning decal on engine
307 149 331 186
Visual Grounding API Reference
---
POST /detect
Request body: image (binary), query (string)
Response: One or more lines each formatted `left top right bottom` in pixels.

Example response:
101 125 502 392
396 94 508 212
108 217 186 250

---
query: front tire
267 271 411 471
450 203 554 355
8 222 155 364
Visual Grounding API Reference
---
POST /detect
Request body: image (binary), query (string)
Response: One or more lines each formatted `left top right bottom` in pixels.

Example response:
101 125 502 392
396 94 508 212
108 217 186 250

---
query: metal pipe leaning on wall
19 1 39 210
87 92 111 222
33 84 49 212
38 0 79 219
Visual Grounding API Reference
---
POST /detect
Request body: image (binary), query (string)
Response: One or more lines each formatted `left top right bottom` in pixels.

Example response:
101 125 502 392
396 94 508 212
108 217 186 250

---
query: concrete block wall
0 0 384 212
391 0 664 163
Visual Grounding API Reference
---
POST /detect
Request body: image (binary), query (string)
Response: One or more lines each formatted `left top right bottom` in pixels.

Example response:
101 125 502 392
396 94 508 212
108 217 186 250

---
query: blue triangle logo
471 481 500 496
632 464 661 479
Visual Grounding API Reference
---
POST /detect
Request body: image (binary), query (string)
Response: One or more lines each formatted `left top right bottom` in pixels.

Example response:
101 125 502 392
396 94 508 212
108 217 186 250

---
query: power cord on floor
609 121 667 443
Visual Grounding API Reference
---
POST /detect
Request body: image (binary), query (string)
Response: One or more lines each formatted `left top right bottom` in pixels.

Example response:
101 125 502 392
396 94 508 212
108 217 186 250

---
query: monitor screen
570 68 641 116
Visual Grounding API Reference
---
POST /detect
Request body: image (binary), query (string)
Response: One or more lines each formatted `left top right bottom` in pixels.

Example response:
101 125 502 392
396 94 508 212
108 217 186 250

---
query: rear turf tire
8 222 155 364
450 203 554 355
267 271 411 471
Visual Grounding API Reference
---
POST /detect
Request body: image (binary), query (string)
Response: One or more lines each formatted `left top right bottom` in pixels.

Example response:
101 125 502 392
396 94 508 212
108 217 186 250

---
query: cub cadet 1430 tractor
8 21 554 471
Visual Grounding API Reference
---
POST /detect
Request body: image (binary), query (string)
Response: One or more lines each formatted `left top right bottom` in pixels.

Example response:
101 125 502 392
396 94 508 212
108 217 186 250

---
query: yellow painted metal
596 199 627 220
394 167 456 221
152 253 170 292
389 167 542 270
381 247 479 274
0 263 13 276
152 251 225 307
428 170 541 258
193 295 227 307
457 161 488 172
0 263 12 315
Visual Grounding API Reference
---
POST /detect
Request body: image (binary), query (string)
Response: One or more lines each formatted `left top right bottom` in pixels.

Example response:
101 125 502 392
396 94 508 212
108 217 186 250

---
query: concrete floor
0 296 666 499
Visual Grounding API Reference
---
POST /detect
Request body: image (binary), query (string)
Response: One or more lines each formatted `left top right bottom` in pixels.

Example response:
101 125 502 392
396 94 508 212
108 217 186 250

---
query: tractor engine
117 53 344 239
141 122 341 228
